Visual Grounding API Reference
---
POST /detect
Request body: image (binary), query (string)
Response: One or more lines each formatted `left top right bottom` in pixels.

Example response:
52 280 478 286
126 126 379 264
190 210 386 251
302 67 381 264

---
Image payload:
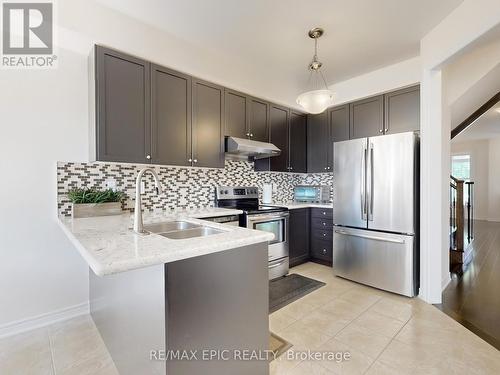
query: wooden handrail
451 91 500 139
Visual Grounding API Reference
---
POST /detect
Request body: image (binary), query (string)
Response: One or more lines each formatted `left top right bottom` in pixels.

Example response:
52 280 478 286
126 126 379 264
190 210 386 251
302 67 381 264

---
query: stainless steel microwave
293 185 331 203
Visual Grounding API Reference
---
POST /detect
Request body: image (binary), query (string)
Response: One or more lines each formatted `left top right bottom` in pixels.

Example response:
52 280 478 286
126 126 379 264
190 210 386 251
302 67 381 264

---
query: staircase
450 175 474 269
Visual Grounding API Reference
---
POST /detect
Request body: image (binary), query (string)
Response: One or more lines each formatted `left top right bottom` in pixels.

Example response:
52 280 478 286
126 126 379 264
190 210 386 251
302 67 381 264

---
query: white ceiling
95 0 462 103
453 103 500 142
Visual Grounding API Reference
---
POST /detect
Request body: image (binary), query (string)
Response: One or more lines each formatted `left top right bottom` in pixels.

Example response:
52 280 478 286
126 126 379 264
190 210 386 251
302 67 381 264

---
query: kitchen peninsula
58 209 273 375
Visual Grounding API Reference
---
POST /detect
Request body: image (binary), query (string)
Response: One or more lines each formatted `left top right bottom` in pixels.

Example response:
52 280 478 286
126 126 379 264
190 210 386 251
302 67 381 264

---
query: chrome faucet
134 167 164 234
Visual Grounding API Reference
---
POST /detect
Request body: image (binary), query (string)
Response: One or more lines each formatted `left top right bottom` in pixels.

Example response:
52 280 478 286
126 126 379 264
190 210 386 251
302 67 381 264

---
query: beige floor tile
279 319 334 350
0 328 54 375
338 287 382 310
288 360 336 375
269 348 301 375
334 323 392 359
365 360 405 375
320 298 367 322
49 315 111 374
300 309 351 337
352 309 406 338
319 337 375 375
369 297 414 322
278 299 318 320
270 310 298 334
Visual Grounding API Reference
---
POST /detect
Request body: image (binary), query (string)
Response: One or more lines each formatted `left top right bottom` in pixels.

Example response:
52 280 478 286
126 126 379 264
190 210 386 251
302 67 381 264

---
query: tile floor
1 262 499 374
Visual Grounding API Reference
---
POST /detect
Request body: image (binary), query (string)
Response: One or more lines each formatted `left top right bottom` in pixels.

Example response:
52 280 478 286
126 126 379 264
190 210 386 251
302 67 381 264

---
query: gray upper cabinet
384 86 420 134
289 111 307 173
349 95 384 139
224 89 248 139
269 104 290 172
248 97 270 142
96 46 151 163
328 104 350 170
307 111 329 173
151 64 191 166
192 79 225 168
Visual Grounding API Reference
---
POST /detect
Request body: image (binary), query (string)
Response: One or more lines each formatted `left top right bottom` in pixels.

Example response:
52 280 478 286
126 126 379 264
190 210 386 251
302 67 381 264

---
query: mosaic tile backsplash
57 160 334 216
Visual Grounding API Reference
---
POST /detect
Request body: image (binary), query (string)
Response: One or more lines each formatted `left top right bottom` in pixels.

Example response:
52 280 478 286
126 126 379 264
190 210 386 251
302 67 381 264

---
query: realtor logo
1 1 57 68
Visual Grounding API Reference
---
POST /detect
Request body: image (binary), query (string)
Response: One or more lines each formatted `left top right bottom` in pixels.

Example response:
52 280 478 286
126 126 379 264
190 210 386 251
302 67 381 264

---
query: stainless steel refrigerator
332 131 419 297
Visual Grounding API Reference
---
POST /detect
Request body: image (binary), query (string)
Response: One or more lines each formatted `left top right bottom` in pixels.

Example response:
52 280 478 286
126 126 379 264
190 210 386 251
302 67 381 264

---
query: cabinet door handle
250 133 253 137
188 158 192 162
193 159 198 163
246 133 250 137
379 129 383 133
384 128 388 132
146 155 151 160
322 249 327 254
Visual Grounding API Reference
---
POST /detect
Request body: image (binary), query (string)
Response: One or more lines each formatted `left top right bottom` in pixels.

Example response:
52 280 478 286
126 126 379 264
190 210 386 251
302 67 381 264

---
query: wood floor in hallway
438 220 500 350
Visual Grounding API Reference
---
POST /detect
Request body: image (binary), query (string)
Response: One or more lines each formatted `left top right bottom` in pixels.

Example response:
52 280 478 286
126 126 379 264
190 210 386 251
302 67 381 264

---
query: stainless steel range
215 186 289 280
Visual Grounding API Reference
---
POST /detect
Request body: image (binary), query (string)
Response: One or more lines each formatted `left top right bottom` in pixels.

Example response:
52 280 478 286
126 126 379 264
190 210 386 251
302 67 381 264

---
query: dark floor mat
269 274 325 313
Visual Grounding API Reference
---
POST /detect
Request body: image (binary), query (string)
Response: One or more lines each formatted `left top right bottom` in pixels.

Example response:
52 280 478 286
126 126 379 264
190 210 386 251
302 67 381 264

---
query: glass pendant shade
296 89 334 114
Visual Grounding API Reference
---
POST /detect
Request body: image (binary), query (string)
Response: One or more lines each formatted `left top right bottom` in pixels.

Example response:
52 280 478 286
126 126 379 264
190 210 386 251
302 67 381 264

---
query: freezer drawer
332 227 417 297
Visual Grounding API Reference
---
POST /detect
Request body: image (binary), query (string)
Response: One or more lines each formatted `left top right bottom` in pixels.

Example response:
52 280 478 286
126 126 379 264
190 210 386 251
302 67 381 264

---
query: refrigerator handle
367 142 374 221
360 145 367 220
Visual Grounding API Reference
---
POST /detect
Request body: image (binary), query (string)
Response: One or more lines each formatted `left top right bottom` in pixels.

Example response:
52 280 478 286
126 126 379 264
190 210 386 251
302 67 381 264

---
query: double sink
143 221 224 240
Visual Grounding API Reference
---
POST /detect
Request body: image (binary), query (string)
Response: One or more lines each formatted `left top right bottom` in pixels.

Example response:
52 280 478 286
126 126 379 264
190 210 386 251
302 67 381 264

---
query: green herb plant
67 188 126 204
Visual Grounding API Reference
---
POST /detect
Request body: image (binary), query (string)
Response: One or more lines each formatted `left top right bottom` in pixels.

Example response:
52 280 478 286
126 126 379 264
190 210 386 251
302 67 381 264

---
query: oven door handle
269 259 287 269
247 213 289 224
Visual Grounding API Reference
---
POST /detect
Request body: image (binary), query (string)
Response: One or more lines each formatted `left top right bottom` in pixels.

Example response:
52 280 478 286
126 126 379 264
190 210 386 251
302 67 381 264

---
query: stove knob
219 190 224 195
224 190 229 194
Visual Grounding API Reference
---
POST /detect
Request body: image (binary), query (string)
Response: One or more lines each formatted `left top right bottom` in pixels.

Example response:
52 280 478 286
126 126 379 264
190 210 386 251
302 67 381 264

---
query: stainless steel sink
158 227 224 240
144 221 200 234
143 220 224 240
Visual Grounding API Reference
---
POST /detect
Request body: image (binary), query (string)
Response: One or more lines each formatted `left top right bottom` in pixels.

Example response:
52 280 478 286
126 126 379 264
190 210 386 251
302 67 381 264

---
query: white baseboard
0 302 89 339
441 273 451 292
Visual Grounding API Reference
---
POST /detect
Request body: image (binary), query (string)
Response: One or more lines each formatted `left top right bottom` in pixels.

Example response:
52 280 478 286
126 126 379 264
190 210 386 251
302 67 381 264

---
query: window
451 154 471 180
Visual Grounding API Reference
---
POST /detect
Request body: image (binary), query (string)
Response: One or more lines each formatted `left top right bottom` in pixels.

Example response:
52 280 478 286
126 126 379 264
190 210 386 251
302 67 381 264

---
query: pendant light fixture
296 27 335 114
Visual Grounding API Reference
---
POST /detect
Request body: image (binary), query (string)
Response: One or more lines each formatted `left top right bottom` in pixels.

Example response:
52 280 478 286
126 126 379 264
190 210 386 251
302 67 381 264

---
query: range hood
225 137 281 160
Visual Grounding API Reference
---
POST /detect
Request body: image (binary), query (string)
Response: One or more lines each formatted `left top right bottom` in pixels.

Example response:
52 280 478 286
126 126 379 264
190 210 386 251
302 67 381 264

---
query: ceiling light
296 27 335 114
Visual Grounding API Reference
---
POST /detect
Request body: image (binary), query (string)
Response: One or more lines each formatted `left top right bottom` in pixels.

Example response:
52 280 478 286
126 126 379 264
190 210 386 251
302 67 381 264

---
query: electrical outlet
141 180 146 194
104 179 117 190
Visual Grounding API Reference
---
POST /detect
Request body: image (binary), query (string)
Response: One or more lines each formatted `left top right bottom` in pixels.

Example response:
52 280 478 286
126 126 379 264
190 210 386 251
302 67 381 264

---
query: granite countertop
58 208 273 277
267 202 333 210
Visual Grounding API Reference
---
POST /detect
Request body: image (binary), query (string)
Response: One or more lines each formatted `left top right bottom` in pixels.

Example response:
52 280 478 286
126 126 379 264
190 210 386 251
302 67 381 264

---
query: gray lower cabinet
307 111 329 173
192 79 225 168
310 208 333 264
350 95 384 139
151 64 192 166
289 208 310 267
289 112 307 173
384 86 420 134
95 46 151 163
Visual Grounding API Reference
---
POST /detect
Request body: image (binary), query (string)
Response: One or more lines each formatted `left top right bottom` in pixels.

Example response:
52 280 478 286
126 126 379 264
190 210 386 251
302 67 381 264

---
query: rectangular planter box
72 202 122 218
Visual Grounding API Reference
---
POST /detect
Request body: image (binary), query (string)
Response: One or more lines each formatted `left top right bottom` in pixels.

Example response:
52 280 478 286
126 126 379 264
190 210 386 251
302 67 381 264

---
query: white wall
451 140 490 220
488 137 500 222
420 0 500 300
0 48 90 329
329 57 421 105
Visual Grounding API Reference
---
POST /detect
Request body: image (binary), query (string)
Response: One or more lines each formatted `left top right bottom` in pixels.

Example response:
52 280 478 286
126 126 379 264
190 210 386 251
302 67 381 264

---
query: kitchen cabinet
192 79 225 168
289 112 307 173
151 64 191 166
310 208 333 264
328 104 350 170
95 46 151 163
289 208 310 267
225 91 270 142
307 111 329 173
349 95 384 139
224 89 248 139
384 86 420 134
248 97 270 142
269 104 290 172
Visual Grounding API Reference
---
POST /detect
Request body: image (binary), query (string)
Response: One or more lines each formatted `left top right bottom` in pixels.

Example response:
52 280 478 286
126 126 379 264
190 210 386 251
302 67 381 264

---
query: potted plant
68 188 126 218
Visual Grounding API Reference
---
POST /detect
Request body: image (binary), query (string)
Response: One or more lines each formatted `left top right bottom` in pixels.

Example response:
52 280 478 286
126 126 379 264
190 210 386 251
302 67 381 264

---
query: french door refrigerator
332 131 419 297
